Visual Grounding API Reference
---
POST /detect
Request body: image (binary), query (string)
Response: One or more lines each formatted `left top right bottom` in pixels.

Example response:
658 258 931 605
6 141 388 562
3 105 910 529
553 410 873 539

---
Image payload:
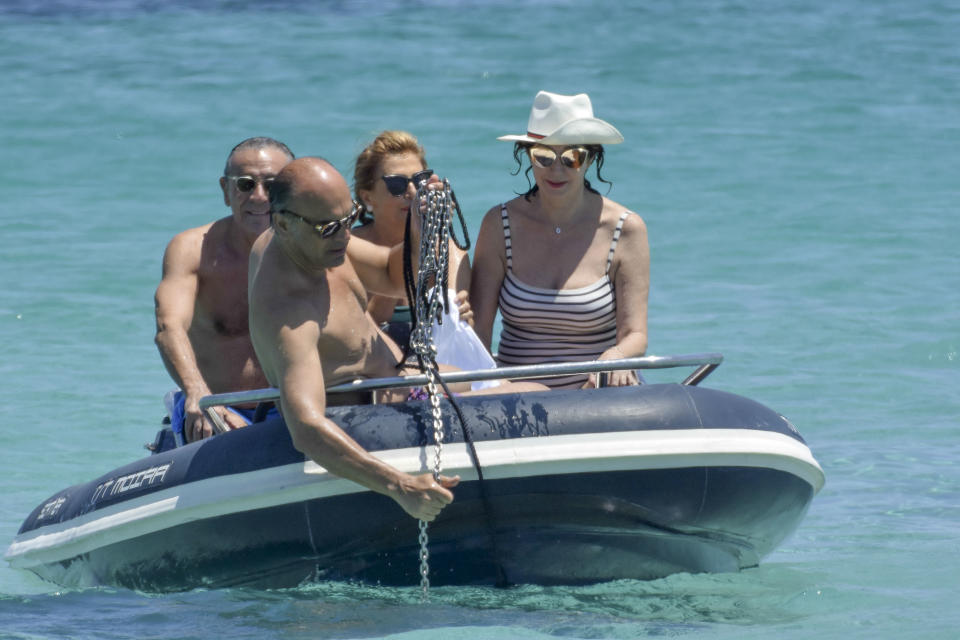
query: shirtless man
155 137 294 443
248 157 460 521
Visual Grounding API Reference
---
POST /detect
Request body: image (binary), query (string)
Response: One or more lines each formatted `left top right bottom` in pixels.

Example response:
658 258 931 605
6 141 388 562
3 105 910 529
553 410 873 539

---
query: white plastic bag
431 289 500 391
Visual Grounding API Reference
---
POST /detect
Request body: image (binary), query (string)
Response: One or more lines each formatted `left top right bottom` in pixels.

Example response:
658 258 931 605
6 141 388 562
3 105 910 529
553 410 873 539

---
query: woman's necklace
538 194 583 236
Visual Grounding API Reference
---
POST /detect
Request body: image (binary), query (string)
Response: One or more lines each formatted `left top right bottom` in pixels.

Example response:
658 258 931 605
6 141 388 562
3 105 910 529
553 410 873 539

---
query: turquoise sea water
1 1 958 638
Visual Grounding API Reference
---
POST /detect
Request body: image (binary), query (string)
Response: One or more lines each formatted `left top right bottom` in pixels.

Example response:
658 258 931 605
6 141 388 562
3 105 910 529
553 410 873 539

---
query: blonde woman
352 130 471 347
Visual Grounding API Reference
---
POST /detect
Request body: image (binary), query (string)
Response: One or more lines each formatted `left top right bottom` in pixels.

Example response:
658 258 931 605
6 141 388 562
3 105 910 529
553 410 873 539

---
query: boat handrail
198 353 723 427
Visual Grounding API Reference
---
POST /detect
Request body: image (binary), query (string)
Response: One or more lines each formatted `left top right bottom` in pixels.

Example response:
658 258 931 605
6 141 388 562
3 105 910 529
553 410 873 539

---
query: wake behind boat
5 354 824 591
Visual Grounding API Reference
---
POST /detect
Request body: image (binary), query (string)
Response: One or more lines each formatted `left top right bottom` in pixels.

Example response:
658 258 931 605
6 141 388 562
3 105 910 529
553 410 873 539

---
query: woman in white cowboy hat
471 91 650 389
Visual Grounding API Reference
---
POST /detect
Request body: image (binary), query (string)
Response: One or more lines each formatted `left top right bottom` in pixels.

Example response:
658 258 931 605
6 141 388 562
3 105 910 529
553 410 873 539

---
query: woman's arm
469 205 509 350
588 211 650 387
447 242 473 325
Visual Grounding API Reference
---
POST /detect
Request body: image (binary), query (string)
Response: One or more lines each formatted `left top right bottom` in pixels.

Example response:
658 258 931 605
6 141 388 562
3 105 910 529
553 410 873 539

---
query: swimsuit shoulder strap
500 203 513 271
605 211 630 275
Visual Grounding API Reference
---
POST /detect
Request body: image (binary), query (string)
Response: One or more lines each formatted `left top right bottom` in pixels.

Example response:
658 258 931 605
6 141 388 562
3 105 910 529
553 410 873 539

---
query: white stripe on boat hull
6 428 822 569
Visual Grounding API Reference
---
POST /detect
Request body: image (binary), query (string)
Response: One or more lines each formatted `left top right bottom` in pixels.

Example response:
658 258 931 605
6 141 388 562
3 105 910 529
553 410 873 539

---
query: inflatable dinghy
5 354 824 591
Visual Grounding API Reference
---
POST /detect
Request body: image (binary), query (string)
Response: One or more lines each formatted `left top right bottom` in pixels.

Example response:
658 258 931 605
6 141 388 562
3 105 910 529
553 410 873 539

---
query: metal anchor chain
408 179 456 601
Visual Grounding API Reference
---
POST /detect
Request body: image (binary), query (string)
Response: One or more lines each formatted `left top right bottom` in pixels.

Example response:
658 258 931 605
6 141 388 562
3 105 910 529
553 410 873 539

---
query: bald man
248 156 461 522
155 137 294 444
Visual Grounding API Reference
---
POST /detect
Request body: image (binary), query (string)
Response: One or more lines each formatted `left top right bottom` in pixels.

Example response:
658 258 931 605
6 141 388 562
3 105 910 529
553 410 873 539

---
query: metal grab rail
199 353 723 430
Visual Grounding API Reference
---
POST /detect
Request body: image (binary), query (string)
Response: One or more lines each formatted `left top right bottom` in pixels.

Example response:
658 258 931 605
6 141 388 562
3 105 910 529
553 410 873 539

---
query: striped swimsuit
496 204 629 389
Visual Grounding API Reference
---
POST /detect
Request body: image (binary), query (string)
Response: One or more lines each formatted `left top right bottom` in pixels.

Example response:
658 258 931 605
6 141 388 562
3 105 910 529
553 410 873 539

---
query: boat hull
6 384 823 591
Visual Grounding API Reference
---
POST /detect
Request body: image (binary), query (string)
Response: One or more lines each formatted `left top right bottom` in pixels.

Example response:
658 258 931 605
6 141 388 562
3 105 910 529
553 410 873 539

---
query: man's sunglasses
278 201 361 239
226 175 275 193
528 145 590 170
381 169 433 197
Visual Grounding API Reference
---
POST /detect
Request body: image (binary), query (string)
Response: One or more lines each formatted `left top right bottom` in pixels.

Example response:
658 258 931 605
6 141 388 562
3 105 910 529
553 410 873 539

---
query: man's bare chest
316 274 382 369
195 259 250 337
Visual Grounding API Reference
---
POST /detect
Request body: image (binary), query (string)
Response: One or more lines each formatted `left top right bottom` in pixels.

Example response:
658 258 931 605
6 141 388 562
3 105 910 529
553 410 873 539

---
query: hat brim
498 117 623 145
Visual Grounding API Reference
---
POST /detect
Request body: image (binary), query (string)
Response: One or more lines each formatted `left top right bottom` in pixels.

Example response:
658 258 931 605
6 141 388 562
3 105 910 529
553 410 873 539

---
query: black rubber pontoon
6 369 823 591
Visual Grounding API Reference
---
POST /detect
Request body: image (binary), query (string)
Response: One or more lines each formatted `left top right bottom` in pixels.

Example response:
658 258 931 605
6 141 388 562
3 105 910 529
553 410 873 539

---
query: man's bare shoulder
250 226 274 259
161 225 207 275
164 217 230 257
251 239 323 307
173 216 252 266
349 223 376 243
169 217 223 243
249 250 328 370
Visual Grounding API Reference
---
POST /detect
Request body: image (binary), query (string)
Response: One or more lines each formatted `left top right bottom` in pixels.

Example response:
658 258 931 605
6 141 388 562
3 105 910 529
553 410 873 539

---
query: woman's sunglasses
381 169 433 197
278 201 361 239
528 145 590 170
226 175 275 193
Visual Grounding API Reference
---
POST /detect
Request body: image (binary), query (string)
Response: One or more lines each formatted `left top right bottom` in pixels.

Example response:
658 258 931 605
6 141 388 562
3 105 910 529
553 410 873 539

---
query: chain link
410 179 456 602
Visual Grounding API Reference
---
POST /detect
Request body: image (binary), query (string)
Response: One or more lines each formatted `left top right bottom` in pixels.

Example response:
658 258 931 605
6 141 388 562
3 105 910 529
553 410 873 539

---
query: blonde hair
353 131 427 221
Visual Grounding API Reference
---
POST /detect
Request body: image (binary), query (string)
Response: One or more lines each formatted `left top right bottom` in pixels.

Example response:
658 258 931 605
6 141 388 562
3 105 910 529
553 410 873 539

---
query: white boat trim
6 428 822 569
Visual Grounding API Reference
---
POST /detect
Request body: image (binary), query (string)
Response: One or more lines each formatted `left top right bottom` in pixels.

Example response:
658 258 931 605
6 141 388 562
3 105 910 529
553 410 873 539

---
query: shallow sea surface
1 1 958 638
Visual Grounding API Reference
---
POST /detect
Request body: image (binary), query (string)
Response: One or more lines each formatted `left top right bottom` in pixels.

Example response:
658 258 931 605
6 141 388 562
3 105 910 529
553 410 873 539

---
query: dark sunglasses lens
320 222 341 239
560 148 588 169
235 177 256 192
319 208 359 239
412 170 432 187
382 175 408 196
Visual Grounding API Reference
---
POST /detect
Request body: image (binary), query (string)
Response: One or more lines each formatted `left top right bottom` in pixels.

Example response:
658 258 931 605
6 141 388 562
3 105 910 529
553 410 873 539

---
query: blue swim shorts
168 390 278 444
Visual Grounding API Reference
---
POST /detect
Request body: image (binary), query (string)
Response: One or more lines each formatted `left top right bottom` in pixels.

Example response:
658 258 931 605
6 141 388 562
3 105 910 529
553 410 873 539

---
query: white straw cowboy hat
498 91 623 145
